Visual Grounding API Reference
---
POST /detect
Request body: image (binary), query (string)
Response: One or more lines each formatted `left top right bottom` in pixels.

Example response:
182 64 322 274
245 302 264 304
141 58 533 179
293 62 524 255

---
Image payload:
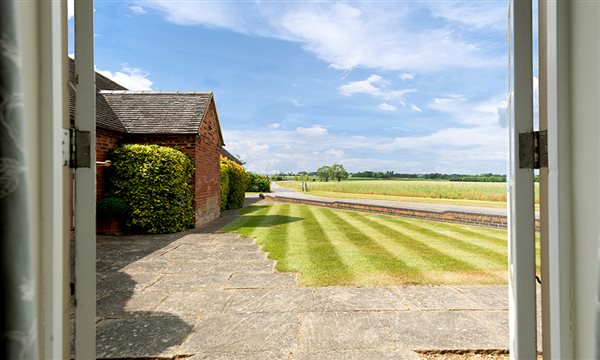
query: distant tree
316 166 332 182
330 164 348 182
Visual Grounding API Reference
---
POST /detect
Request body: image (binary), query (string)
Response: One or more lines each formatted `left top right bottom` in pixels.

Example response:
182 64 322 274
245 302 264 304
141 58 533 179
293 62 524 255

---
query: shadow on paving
95 196 267 358
96 272 193 358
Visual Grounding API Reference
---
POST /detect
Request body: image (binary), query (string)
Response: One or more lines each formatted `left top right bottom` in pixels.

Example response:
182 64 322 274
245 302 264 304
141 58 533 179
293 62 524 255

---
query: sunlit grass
220 203 522 286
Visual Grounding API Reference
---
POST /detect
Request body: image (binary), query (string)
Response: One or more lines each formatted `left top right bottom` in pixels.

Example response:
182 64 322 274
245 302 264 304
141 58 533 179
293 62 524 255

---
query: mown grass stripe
221 204 274 236
257 204 291 263
298 205 355 285
423 225 507 256
311 207 381 281
426 221 507 248
273 203 310 274
374 215 506 270
397 217 507 260
346 211 479 272
341 210 433 270
320 208 423 283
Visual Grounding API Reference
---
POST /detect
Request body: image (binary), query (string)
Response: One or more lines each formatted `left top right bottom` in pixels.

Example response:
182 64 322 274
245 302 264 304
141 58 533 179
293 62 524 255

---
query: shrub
220 156 247 210
96 197 127 219
220 163 230 211
109 144 195 234
246 173 271 192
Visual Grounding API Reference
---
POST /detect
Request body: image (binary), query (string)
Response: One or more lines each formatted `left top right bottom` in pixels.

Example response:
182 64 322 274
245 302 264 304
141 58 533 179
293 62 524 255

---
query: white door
507 0 537 358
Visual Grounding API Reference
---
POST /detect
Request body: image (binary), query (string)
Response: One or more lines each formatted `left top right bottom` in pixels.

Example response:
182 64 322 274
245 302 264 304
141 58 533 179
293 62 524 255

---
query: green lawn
221 203 526 287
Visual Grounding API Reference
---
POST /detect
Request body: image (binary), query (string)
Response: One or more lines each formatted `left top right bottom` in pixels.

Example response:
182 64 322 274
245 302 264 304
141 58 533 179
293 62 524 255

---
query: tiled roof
69 58 128 132
96 93 127 132
100 91 213 134
221 147 242 165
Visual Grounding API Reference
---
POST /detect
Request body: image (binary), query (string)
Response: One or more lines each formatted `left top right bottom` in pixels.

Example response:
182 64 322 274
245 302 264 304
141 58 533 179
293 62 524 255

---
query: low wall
267 195 539 230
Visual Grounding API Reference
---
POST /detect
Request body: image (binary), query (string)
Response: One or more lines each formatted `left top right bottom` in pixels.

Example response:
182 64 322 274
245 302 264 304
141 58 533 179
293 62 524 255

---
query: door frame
507 0 537 358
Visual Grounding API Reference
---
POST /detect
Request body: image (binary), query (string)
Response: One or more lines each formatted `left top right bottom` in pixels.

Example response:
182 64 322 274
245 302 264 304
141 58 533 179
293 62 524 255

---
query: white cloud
96 65 154 91
68 0 74 19
410 104 422 112
325 148 345 158
399 73 415 80
268 123 281 129
140 1 505 71
296 125 328 137
339 74 385 96
426 2 506 30
130 6 147 15
339 75 414 104
290 99 304 107
222 121 507 174
377 103 397 112
430 94 507 126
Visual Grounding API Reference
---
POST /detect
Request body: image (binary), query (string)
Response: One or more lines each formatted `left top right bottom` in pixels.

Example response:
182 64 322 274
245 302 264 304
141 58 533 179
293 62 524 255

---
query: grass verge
221 203 524 287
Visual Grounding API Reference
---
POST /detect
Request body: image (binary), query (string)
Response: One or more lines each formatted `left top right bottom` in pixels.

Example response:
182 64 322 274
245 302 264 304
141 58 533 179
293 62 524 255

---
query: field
221 203 532 286
277 180 540 207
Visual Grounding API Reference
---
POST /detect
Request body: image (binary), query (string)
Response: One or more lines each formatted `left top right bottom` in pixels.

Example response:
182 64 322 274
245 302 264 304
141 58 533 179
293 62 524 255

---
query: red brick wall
194 100 222 225
96 128 125 199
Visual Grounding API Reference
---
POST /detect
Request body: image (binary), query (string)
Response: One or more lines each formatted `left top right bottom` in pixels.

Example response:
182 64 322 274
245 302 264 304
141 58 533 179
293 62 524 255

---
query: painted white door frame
538 0 574 358
73 0 97 357
507 0 537 358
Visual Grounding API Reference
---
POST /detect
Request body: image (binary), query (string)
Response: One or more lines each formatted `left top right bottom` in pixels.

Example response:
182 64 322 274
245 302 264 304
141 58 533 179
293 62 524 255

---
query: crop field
221 203 534 286
277 180 540 206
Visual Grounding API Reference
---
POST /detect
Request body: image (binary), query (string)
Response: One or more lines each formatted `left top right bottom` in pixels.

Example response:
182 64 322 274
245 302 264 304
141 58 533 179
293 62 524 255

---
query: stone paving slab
313 287 409 312
294 350 421 360
299 311 400 351
97 290 167 319
225 288 313 313
453 285 509 309
96 316 194 358
392 286 480 310
188 350 291 360
224 272 298 289
94 228 521 359
213 259 276 273
153 290 232 316
147 272 230 291
97 271 161 294
400 311 508 350
178 313 297 354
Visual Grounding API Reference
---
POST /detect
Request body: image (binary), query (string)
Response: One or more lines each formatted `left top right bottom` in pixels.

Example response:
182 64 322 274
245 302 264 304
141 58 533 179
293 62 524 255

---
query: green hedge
220 164 230 211
96 197 127 219
109 144 195 234
220 156 248 210
246 173 270 192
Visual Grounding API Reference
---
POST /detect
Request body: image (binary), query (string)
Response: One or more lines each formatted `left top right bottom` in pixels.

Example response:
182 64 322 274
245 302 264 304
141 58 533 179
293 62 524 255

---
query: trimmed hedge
220 156 248 210
109 144 195 234
246 173 270 192
96 197 127 219
220 164 230 211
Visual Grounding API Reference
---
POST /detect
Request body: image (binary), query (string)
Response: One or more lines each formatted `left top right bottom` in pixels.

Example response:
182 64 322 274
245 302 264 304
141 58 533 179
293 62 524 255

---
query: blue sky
70 1 515 174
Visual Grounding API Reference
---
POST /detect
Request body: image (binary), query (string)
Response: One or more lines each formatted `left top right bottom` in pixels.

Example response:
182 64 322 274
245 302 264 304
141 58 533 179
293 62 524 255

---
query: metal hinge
63 128 91 168
519 130 548 169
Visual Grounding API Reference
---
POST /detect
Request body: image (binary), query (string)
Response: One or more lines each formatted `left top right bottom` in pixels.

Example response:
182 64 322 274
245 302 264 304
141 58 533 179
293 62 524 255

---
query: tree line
269 169 514 183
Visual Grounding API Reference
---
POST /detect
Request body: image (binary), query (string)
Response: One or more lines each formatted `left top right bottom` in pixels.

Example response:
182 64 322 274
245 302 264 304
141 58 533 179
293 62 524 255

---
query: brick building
73 63 228 226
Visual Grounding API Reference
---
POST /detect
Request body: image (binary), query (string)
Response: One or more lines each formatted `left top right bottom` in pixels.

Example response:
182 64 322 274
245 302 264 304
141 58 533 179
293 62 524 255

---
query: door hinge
68 128 91 168
519 130 548 169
